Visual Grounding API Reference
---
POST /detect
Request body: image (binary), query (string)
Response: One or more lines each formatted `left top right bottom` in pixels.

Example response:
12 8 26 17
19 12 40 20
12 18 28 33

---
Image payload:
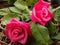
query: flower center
42 7 48 17
12 28 23 37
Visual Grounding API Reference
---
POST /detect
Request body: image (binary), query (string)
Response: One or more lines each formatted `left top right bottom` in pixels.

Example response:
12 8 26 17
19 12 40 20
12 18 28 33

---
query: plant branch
0 40 8 45
0 25 6 32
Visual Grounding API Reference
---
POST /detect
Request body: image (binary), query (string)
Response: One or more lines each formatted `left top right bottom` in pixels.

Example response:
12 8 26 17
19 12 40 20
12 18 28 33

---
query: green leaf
14 1 26 10
14 0 38 10
53 6 60 23
53 33 60 40
16 0 38 6
46 22 56 37
0 8 10 15
1 13 20 25
21 13 30 21
9 7 21 14
16 0 27 6
7 0 16 5
27 0 38 6
31 22 50 45
27 37 39 45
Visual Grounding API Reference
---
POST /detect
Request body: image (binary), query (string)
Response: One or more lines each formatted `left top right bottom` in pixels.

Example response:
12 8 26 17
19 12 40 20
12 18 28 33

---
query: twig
0 25 6 31
8 42 13 45
0 40 8 45
52 22 60 27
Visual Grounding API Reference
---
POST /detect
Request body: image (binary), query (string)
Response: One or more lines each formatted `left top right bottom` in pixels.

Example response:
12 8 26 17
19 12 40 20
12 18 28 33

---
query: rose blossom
30 0 54 26
5 18 31 44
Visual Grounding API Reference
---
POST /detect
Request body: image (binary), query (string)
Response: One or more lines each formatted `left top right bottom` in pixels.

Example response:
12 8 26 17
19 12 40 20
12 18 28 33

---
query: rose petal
18 29 28 44
31 8 45 25
11 33 24 42
15 22 32 36
5 30 8 36
34 0 50 10
11 18 19 22
6 22 16 30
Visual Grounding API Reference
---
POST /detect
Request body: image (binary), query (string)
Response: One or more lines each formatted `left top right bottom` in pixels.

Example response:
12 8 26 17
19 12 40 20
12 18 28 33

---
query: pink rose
30 0 54 26
5 18 31 44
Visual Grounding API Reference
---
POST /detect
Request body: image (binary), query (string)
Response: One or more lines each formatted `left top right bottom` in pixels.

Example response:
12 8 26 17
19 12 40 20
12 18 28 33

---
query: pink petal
6 22 16 30
5 30 8 36
19 22 32 36
11 33 24 42
18 29 28 44
34 0 50 10
11 18 19 22
31 8 45 26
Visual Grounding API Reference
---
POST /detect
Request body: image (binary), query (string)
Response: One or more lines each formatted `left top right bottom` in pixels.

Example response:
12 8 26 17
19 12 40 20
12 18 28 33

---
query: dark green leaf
7 0 16 5
46 22 56 37
27 0 38 6
27 37 39 45
21 13 30 21
53 6 60 23
31 22 50 45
